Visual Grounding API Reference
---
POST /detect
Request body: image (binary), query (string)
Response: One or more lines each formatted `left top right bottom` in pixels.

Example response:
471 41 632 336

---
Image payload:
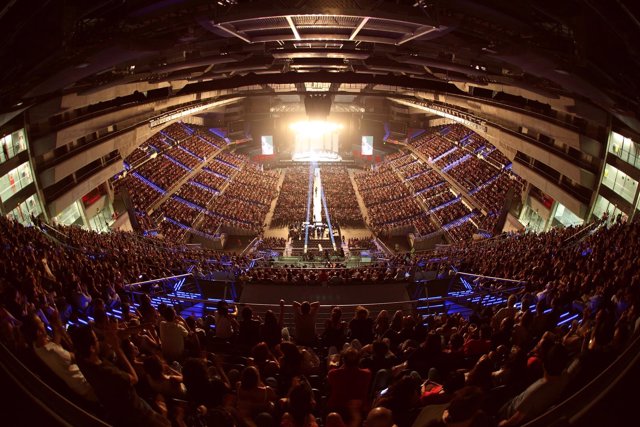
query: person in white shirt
159 307 189 362
214 300 239 340
23 312 97 402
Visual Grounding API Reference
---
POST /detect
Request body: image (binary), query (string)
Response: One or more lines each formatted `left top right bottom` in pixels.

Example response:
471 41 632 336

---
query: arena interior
1 1 640 426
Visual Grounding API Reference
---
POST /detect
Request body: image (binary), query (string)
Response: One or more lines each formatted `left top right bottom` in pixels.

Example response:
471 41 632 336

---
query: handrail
126 284 518 310
0 342 110 427
561 221 599 246
522 330 640 427
455 271 528 284
123 273 193 290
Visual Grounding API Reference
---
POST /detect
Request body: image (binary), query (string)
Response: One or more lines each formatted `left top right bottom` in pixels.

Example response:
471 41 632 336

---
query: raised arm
106 320 138 385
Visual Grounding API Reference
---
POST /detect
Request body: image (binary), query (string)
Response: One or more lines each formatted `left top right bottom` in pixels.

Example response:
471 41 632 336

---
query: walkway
262 169 286 229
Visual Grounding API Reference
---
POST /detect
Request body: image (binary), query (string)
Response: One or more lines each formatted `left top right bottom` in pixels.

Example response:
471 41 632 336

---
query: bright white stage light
289 120 342 135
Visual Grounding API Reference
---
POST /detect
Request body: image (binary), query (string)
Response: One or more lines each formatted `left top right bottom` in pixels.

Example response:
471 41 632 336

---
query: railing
522 330 640 427
0 342 109 427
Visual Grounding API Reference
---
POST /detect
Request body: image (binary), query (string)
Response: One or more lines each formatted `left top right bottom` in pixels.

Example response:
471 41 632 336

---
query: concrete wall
47 160 123 218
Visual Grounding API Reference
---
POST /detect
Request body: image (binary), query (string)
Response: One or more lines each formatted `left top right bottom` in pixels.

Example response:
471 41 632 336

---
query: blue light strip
441 154 472 172
442 212 476 230
432 147 458 163
181 123 194 134
195 135 220 149
164 217 190 229
383 122 390 142
469 174 500 194
132 172 166 193
172 196 207 212
189 180 220 194
160 130 175 142
162 154 192 171
214 157 240 170
416 181 445 195
558 313 580 326
178 145 204 162
428 196 461 214
410 129 426 139
203 167 229 180
209 128 231 144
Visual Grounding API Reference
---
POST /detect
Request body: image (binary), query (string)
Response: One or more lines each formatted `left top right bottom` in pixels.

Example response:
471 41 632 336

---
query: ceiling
1 0 639 129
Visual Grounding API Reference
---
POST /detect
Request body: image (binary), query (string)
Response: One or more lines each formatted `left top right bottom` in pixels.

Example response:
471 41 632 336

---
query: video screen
362 135 373 155
261 135 274 155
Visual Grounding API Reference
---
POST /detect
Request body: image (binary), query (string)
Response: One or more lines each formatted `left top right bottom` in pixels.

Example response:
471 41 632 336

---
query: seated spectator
143 354 186 399
159 306 189 362
22 313 97 402
327 347 372 422
215 300 239 341
236 366 277 426
71 323 171 426
374 375 422 427
281 379 318 427
498 343 569 426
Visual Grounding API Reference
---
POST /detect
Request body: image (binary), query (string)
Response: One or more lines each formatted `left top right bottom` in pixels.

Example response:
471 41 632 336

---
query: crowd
446 220 478 242
412 134 456 160
446 157 498 193
272 166 310 227
240 264 410 285
433 201 472 228
180 135 220 160
3 213 640 427
224 168 280 208
398 160 432 180
113 174 165 213
441 123 469 141
321 166 365 227
192 127 226 149
355 158 443 237
161 122 192 142
256 237 287 251
192 170 228 193
347 238 377 250
176 183 217 209
167 146 201 170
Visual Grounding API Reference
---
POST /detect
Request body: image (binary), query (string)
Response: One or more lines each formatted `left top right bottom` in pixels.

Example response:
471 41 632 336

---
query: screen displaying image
362 135 373 155
261 135 274 155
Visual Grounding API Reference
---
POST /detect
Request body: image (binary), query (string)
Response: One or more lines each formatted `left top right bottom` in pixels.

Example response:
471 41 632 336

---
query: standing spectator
260 300 285 348
238 306 262 352
349 306 375 345
323 306 347 350
293 300 320 347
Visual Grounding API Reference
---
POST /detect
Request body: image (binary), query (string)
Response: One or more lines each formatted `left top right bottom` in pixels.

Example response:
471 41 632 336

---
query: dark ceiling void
0 0 638 130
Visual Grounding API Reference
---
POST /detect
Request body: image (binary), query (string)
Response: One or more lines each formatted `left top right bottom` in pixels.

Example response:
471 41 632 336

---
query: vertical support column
630 184 640 222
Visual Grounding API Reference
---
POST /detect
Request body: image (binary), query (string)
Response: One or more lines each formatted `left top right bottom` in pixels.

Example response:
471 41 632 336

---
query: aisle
263 169 286 229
